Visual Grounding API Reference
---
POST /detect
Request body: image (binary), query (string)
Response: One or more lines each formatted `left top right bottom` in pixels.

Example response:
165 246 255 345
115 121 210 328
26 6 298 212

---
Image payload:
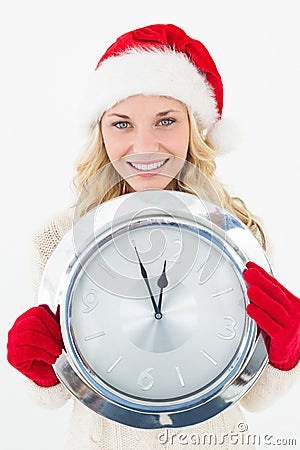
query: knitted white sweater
27 210 300 450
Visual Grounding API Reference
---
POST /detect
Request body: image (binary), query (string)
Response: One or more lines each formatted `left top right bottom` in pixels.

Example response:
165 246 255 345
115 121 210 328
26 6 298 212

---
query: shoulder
32 208 74 264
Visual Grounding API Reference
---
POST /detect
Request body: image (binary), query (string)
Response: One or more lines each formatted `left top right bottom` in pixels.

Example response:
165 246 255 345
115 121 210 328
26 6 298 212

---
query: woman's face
101 95 190 192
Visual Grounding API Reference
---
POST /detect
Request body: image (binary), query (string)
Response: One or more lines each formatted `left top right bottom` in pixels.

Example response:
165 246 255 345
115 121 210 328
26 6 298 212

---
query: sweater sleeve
239 229 300 411
240 359 300 412
27 210 74 409
32 211 74 304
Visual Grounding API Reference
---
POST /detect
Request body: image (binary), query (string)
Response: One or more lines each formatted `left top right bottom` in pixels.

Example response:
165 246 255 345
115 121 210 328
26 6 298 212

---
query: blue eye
114 121 130 129
159 118 175 126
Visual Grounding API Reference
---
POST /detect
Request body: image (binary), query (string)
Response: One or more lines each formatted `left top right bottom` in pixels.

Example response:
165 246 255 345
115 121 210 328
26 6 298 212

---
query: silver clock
38 190 271 429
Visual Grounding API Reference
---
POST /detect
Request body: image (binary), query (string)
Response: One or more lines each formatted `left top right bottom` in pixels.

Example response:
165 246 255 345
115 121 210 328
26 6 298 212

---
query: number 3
217 316 237 340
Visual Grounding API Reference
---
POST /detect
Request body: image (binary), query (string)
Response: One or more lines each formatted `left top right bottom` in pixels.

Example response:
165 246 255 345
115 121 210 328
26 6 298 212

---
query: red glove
243 261 300 371
7 304 63 387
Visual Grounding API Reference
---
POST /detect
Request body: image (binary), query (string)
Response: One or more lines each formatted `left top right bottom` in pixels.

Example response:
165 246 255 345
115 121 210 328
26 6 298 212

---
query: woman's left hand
243 261 300 371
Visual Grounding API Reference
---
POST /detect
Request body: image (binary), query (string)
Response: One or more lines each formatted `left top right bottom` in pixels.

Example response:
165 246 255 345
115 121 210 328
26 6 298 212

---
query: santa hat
83 24 239 154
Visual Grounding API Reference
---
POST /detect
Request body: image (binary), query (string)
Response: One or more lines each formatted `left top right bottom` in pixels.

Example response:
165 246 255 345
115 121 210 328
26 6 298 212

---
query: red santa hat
83 24 238 154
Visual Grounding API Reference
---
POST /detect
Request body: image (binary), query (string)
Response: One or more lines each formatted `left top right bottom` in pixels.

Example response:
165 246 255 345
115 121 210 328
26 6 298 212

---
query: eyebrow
156 109 181 117
106 109 181 119
106 113 130 119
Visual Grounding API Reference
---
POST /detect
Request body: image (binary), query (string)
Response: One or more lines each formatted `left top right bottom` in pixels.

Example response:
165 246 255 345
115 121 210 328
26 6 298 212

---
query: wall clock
38 190 271 428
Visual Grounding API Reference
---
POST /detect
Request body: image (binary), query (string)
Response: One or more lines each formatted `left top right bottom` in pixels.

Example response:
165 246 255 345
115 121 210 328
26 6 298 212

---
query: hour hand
132 241 161 318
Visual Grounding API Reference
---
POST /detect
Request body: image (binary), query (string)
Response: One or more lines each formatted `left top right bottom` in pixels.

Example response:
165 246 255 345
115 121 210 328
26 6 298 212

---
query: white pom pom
206 118 243 156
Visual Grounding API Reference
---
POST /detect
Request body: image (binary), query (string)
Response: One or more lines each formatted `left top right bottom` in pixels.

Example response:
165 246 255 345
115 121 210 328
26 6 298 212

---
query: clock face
66 219 248 406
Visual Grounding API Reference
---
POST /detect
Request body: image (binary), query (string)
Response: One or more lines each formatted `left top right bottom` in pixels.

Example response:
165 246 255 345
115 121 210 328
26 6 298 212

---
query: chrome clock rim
38 190 271 428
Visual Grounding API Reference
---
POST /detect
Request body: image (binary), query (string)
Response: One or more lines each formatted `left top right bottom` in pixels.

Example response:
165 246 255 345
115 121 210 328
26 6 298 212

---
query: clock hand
157 260 168 314
132 241 162 319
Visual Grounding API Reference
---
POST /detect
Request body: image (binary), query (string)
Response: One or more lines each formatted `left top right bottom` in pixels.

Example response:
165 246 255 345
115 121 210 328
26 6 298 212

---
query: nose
132 127 160 155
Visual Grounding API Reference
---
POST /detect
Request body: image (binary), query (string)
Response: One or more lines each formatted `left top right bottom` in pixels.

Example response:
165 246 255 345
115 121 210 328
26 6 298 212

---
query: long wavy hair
72 107 266 250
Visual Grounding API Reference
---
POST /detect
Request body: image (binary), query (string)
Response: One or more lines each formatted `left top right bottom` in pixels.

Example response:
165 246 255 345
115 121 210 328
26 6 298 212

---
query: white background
1 1 300 449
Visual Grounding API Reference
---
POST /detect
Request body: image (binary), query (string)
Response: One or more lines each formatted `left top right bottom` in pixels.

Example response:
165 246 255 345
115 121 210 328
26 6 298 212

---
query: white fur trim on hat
206 118 243 155
82 49 219 129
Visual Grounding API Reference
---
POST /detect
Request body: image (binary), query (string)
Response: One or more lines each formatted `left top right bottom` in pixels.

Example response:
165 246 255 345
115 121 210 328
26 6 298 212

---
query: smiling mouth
127 158 169 171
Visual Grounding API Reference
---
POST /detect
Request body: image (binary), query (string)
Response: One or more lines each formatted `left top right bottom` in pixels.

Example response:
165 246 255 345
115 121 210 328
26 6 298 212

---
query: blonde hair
72 109 266 250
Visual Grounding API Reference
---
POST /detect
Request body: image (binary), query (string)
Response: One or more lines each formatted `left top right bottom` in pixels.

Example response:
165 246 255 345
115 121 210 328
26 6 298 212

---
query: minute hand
132 243 160 317
157 260 168 314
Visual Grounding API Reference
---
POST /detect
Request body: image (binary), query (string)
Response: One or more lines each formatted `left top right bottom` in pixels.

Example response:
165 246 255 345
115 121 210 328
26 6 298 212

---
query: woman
7 24 300 450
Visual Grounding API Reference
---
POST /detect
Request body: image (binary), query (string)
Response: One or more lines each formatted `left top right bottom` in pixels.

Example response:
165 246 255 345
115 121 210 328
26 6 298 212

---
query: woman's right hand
7 304 63 387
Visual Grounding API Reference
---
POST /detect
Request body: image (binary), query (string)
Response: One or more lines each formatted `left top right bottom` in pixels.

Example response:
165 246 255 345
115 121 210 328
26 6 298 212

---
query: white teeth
130 159 168 171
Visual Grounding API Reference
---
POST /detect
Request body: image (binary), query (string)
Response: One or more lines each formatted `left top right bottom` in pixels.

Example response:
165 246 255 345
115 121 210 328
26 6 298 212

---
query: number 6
138 368 154 391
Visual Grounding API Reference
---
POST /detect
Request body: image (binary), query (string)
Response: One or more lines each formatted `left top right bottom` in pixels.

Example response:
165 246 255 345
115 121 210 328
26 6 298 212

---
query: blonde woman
7 24 300 450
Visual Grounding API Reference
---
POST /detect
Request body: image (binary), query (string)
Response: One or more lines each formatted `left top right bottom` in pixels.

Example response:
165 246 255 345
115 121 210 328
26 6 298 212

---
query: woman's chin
125 174 175 192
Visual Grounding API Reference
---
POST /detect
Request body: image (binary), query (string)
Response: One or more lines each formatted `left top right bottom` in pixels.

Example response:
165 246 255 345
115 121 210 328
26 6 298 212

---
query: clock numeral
201 350 218 365
138 368 154 391
217 316 237 340
196 254 217 285
167 239 184 263
175 366 185 388
212 287 233 298
84 331 106 341
82 289 99 313
106 356 123 373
